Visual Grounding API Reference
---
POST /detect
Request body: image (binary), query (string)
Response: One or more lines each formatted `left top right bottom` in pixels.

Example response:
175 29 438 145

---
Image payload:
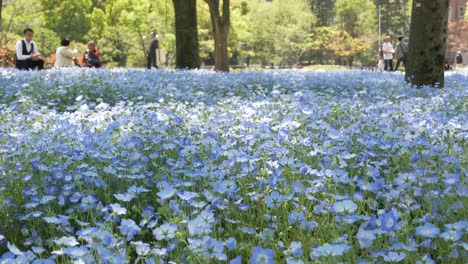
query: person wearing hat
394 36 408 71
456 51 463 69
147 30 161 69
382 35 395 71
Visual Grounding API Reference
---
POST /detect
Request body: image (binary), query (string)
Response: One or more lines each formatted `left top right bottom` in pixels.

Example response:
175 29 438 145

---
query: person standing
394 36 408 71
377 44 384 71
455 51 464 69
82 41 102 68
54 39 79 68
382 36 394 71
147 31 160 69
15 27 45 70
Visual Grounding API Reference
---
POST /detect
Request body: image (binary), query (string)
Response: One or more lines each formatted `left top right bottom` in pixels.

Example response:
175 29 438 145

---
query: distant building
448 0 468 65
449 0 467 22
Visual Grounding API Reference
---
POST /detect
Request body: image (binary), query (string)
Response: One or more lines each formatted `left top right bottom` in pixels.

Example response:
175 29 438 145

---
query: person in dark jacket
147 31 160 69
82 41 102 68
456 51 464 69
15 27 44 70
394 36 408 71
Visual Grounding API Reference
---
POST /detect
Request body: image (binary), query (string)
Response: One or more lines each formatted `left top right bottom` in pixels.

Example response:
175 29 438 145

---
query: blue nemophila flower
80 195 98 211
380 211 398 232
226 237 237 251
266 191 285 208
216 180 239 194
286 258 304 264
229 256 242 264
153 223 178 241
285 241 303 257
177 191 199 200
356 229 376 249
415 223 440 238
119 219 141 241
331 200 358 214
133 242 151 256
201 236 227 260
54 236 79 247
250 246 275 264
382 251 406 262
114 193 135 202
108 203 127 215
62 246 90 258
288 212 305 225
443 174 459 186
415 254 436 264
310 243 351 259
157 185 177 199
439 229 463 242
394 172 417 187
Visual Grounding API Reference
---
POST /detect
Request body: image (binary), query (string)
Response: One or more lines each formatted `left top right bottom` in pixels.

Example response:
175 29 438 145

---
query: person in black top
15 28 45 70
456 51 463 69
147 31 160 69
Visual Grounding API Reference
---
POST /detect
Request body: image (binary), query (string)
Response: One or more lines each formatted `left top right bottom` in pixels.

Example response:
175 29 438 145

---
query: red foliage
0 47 16 67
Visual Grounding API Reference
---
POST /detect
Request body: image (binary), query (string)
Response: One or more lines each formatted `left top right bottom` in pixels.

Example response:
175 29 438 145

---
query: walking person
54 39 79 68
147 31 161 69
455 51 464 69
15 27 45 70
394 36 408 71
382 36 394 71
82 41 102 68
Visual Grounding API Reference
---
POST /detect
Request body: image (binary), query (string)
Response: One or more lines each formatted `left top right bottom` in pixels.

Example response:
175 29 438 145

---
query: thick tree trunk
0 0 3 47
206 0 230 72
172 0 200 69
405 0 449 87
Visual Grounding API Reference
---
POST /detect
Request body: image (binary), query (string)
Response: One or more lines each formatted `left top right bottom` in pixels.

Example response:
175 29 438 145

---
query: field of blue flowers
0 68 467 263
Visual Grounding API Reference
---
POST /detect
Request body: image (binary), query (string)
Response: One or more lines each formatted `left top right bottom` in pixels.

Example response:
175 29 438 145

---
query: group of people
15 28 102 70
378 35 408 71
15 27 161 71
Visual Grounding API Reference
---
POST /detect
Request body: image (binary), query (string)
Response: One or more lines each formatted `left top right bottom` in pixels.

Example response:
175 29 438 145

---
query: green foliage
307 0 336 26
373 0 412 37
335 0 376 38
39 0 92 42
244 0 316 65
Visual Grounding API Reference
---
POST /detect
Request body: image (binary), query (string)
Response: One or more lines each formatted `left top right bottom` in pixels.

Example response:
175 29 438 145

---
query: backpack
86 52 100 65
400 42 408 55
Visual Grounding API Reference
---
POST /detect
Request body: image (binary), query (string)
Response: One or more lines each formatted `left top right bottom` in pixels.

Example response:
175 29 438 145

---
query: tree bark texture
405 0 449 87
172 0 200 69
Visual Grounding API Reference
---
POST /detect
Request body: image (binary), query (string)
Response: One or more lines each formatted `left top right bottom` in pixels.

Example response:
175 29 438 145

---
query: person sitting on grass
15 27 45 70
54 39 79 68
82 41 102 68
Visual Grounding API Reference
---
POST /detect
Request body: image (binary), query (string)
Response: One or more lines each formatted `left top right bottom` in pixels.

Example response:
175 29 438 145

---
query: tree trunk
206 0 230 72
405 0 449 87
0 0 3 47
172 0 200 69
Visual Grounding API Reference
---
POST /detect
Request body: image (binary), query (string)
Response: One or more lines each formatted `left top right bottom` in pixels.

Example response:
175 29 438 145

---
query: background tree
245 0 315 66
205 0 230 72
307 0 336 26
405 0 449 87
334 0 376 66
172 0 200 69
39 0 92 42
374 0 412 37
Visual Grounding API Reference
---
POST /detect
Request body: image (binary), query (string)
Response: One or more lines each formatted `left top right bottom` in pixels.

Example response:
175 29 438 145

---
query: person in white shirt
54 39 79 68
15 27 44 70
382 36 395 71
